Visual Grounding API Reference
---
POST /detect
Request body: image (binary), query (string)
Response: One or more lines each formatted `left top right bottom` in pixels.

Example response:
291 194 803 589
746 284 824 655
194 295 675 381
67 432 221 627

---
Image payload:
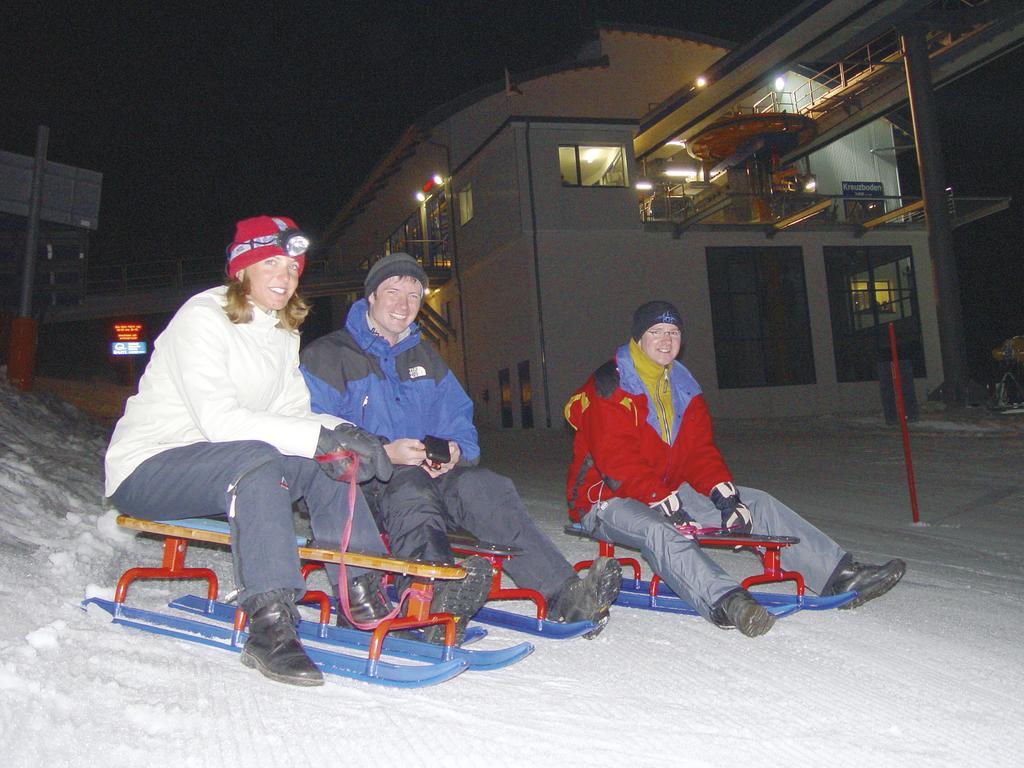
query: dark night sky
3 1 1022 378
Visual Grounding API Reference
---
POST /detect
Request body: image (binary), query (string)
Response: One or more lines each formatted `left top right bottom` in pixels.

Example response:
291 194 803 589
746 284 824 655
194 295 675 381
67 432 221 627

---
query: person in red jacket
565 300 906 637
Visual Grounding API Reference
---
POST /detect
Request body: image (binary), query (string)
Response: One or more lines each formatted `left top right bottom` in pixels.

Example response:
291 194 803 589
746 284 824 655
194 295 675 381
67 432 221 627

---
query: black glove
710 481 753 533
315 425 393 484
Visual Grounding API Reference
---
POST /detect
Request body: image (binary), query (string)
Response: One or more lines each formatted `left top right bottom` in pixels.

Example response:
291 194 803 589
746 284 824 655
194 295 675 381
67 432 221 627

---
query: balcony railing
79 244 456 305
84 256 341 296
740 8 981 122
640 184 1010 232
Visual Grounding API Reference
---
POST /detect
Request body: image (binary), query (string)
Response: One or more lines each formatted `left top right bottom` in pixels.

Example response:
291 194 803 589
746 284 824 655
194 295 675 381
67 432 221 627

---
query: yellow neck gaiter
629 339 674 444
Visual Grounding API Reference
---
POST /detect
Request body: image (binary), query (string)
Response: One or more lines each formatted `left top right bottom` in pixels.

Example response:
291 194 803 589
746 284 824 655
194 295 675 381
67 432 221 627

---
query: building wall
528 225 938 426
353 113 940 428
808 120 902 214
459 234 538 428
327 28 943 428
519 122 643 232
334 29 730 268
452 130 524 272
445 29 727 170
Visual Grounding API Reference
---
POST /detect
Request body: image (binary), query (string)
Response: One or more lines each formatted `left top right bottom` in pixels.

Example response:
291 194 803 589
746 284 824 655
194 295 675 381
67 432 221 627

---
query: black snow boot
421 555 492 645
711 588 776 638
240 590 323 686
823 556 906 609
551 557 622 638
335 571 392 629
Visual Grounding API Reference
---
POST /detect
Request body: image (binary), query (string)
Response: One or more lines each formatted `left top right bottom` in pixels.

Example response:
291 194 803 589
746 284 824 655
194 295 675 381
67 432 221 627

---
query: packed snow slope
1 374 1022 768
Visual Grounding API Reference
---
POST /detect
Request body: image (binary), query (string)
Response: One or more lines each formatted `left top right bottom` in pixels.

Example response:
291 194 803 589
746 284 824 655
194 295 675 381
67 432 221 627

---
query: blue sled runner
83 595 532 688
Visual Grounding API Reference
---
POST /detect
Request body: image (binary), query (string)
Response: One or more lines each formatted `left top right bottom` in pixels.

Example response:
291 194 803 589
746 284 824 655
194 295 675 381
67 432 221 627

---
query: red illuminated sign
112 322 143 342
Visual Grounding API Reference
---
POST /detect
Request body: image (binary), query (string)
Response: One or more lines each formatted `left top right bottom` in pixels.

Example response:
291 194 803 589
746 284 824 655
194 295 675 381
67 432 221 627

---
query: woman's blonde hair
223 273 309 332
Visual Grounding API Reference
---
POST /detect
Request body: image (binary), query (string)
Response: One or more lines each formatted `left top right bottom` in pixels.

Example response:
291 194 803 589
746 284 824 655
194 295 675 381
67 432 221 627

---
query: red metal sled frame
450 541 549 621
573 535 805 596
113 516 465 661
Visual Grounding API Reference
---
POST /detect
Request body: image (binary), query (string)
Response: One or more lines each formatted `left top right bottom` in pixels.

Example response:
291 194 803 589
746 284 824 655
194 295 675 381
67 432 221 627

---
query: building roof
322 24 732 248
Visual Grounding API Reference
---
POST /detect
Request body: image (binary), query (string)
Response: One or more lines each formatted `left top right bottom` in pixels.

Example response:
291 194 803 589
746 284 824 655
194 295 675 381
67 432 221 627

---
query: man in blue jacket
301 253 620 640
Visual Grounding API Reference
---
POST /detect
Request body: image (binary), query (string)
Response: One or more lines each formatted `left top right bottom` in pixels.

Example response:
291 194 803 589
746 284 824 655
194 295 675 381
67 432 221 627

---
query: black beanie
364 252 428 296
631 300 683 341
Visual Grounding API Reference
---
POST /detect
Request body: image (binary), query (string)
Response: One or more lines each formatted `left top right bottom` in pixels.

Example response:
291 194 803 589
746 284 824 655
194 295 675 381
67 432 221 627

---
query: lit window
458 184 474 226
825 246 924 383
558 145 628 187
387 209 422 256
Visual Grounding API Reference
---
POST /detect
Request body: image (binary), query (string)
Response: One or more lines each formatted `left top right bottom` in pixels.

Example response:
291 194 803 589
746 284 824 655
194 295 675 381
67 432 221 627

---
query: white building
321 16 1014 427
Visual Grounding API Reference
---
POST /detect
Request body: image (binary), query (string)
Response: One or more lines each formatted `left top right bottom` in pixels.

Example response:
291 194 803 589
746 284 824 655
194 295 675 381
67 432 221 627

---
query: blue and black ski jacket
300 298 480 462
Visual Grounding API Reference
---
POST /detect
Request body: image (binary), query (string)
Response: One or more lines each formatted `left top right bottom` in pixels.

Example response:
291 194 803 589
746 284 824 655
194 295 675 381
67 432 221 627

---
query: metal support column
901 26 968 404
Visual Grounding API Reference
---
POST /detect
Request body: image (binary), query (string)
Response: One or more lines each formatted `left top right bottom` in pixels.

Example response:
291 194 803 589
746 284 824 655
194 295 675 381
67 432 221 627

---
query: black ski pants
364 465 576 600
109 440 386 609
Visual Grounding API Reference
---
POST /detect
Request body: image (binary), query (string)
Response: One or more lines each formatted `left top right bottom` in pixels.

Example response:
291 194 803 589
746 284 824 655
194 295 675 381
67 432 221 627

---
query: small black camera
422 435 451 469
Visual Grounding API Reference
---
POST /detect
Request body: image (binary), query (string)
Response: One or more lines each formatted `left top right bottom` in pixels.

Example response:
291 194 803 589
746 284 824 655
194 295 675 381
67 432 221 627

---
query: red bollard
7 317 38 391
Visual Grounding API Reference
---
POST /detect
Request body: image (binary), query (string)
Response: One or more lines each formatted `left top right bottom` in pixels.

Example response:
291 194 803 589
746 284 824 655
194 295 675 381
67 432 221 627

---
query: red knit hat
226 216 308 279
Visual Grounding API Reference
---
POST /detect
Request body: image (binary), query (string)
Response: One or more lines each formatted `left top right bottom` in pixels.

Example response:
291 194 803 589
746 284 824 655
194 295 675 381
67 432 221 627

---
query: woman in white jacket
104 215 393 686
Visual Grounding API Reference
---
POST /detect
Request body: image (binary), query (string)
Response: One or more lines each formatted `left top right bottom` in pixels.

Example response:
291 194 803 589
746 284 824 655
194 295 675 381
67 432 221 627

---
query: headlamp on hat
231 228 309 259
278 228 310 258
226 215 309 279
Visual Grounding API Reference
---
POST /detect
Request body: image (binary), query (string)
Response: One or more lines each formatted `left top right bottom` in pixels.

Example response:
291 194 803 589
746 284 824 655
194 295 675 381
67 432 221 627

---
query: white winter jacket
104 286 345 496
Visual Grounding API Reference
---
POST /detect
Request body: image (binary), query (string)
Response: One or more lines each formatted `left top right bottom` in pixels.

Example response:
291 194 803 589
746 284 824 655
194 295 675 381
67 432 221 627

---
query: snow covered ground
2 373 1022 768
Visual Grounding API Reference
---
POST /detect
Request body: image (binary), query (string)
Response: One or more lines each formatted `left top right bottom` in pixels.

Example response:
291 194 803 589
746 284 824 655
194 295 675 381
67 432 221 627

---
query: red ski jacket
564 344 732 522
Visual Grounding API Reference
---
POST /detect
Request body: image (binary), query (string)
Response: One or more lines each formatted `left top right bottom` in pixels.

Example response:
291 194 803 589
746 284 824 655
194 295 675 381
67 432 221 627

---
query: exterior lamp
803 176 817 192
664 167 699 179
774 76 786 91
432 174 444 185
415 191 427 202
696 76 708 88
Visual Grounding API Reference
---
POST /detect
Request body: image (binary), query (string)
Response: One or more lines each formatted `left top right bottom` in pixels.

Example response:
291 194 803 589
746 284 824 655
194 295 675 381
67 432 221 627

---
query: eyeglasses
645 328 681 339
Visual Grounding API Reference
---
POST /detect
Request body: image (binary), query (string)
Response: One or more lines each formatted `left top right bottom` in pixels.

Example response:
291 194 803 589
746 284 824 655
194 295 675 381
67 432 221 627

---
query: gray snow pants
364 465 577 600
108 440 386 608
580 484 847 622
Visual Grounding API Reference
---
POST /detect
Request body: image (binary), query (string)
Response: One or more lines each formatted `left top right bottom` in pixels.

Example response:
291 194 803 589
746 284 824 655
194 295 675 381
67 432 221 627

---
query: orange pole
7 317 38 391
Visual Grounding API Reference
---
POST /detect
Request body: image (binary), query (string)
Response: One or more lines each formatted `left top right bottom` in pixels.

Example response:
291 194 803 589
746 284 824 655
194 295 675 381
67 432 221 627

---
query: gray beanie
364 252 428 296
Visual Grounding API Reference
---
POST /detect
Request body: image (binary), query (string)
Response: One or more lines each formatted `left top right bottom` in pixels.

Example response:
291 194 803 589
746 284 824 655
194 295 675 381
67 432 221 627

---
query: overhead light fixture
803 176 817 192
771 199 832 231
635 179 654 191
774 76 786 91
582 148 600 163
696 76 708 88
664 168 699 179
667 139 686 148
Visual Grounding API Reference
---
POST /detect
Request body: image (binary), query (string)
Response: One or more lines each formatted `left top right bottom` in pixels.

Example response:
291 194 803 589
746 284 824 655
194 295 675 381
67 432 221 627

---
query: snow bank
1 374 1021 767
